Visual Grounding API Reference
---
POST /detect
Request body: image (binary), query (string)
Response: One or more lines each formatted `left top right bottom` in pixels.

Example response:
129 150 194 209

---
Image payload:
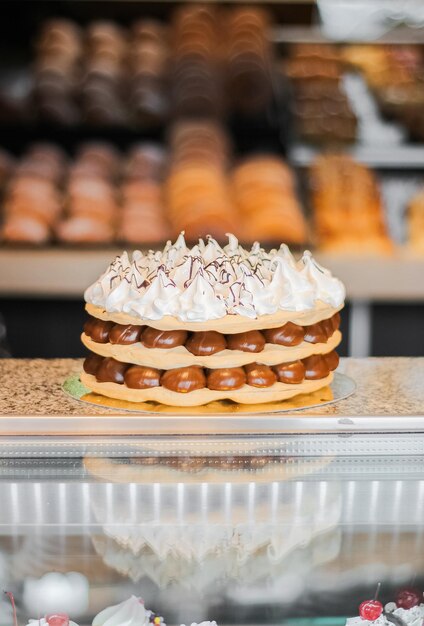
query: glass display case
0 447 423 626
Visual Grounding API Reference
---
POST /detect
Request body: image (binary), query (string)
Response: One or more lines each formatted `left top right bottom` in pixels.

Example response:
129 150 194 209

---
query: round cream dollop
84 234 345 323
92 597 152 626
393 605 424 626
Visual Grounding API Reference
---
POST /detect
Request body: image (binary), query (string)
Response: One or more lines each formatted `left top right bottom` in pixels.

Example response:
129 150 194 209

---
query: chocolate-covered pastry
88 319 114 343
124 365 161 389
206 367 246 391
331 312 341 331
273 360 305 384
96 357 128 384
303 322 327 344
83 316 96 337
320 317 335 339
185 331 227 355
303 355 330 380
109 324 143 345
83 353 104 375
161 366 206 393
324 350 339 371
226 330 265 353
142 327 188 349
264 322 304 346
245 363 277 388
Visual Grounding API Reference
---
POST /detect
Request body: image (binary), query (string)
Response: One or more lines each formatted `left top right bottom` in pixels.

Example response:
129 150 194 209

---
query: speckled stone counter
0 357 423 418
0 358 423 460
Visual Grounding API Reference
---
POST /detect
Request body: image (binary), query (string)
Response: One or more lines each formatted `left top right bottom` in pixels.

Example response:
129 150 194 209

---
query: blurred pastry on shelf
1 144 65 244
309 153 393 254
286 43 357 144
57 144 118 244
69 142 120 182
343 44 424 141
33 18 82 125
129 20 169 126
165 121 238 241
124 143 166 181
407 188 424 254
0 148 14 187
118 143 170 244
82 21 128 126
171 5 223 118
226 7 274 115
232 155 307 245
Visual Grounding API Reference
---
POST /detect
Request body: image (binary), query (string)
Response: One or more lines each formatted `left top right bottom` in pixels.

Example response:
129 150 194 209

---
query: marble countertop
0 357 423 419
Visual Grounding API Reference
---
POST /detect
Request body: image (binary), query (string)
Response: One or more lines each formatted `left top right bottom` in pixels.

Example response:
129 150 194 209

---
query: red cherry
395 588 422 610
47 615 70 626
359 600 383 621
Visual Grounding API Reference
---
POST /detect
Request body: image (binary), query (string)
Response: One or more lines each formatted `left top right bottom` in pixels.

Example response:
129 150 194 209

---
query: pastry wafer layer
85 302 343 333
82 329 341 368
81 370 333 406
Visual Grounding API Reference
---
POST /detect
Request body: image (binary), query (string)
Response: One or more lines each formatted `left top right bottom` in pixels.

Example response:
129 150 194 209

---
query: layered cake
81 234 344 406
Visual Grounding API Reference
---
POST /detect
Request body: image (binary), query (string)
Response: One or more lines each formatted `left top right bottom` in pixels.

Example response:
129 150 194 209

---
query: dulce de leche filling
84 312 341 354
83 350 339 393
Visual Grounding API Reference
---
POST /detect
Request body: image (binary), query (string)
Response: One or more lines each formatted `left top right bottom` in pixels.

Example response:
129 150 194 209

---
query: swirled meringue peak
92 596 165 626
84 234 345 322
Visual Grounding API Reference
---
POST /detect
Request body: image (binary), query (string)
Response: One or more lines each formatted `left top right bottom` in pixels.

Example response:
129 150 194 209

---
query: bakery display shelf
0 358 423 457
271 25 424 45
291 143 424 169
0 247 423 300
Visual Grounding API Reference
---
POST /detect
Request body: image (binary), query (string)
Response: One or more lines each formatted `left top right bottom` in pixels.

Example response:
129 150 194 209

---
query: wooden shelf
0 247 423 301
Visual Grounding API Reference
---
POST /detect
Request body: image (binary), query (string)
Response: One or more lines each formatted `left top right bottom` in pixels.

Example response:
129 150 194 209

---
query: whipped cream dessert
81 234 345 406
93 596 165 626
390 604 424 626
346 591 424 626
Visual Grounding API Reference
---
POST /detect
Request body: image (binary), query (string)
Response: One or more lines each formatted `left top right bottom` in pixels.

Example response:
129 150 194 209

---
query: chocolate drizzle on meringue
84 234 346 322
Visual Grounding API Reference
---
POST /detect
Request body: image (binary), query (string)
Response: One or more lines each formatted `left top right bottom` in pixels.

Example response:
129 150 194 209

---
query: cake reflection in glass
81 234 345 406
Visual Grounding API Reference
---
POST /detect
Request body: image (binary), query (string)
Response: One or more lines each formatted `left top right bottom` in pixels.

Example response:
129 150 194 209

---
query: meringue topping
92 596 158 626
85 234 345 323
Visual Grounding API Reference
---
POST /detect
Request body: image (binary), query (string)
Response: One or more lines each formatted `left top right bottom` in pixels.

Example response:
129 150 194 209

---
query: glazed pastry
81 233 344 406
56 142 118 244
286 43 357 144
309 153 393 254
165 121 238 241
118 146 170 244
1 146 64 244
171 6 223 118
226 7 274 114
232 156 307 245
